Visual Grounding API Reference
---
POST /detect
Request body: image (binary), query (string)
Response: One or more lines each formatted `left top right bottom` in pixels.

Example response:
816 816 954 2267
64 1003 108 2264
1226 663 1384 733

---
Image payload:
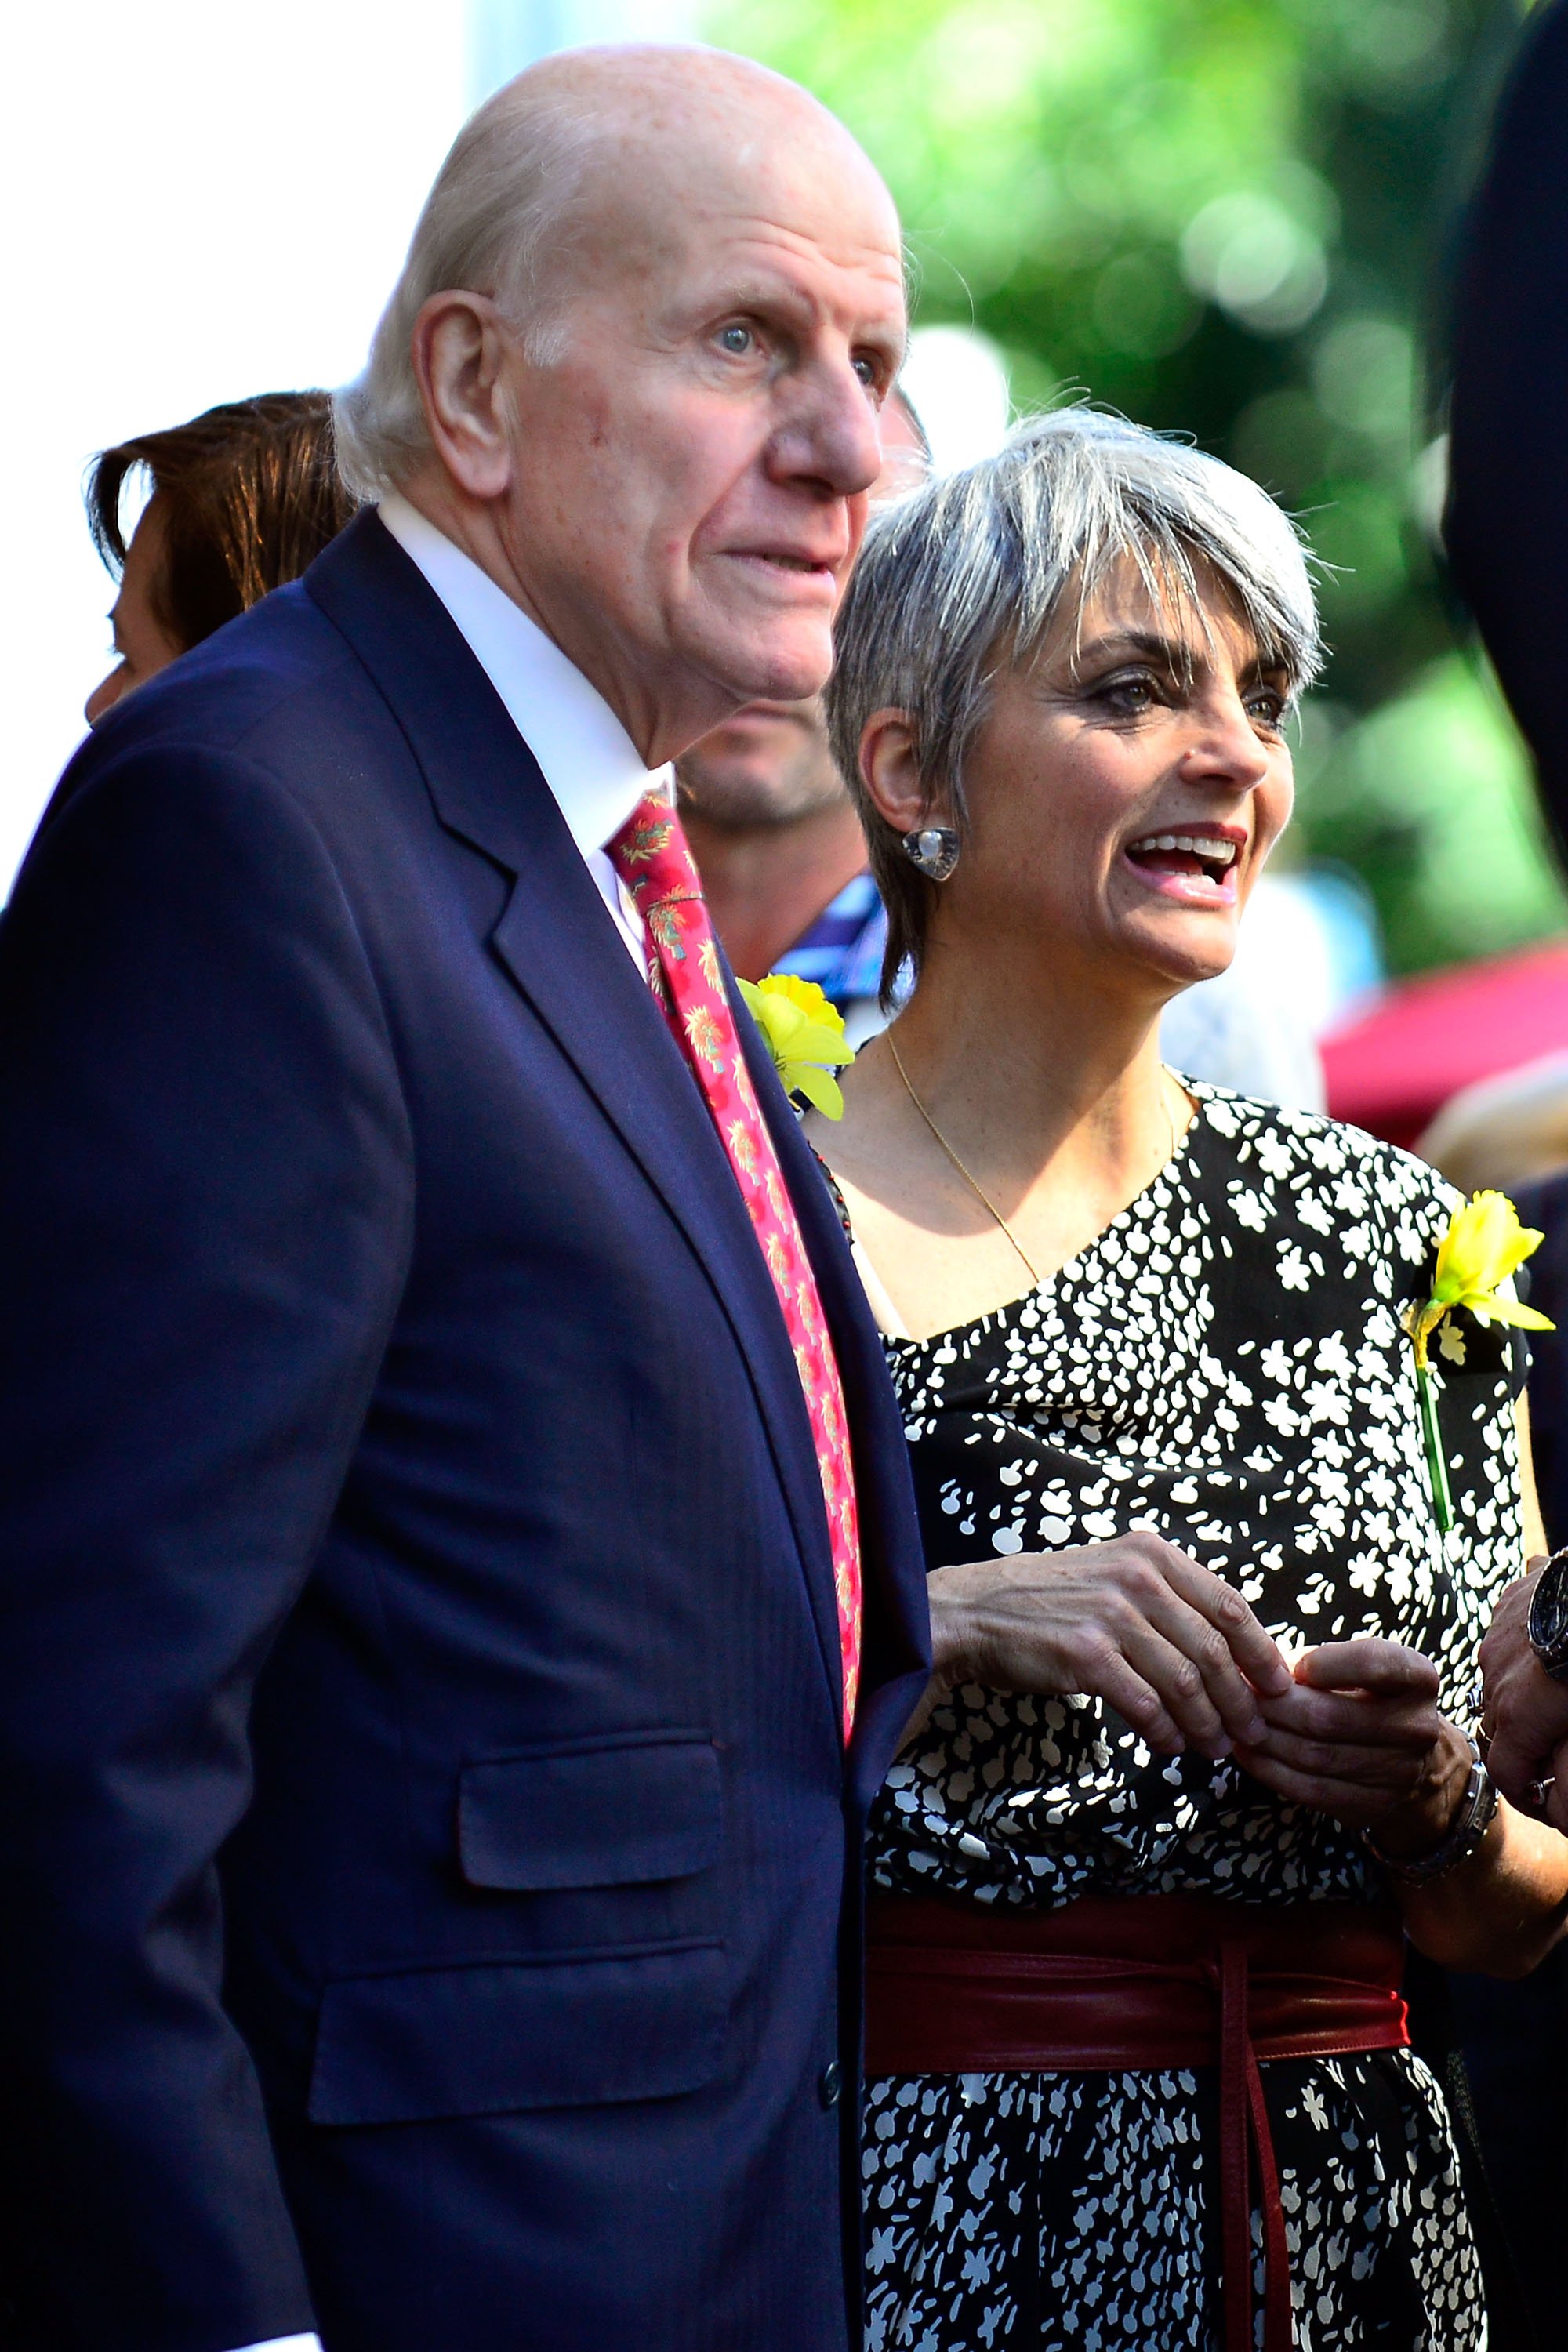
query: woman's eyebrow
1073 630 1286 687
1073 629 1200 670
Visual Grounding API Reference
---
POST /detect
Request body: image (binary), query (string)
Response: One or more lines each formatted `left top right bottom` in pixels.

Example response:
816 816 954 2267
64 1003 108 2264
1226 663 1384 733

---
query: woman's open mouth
1123 829 1243 905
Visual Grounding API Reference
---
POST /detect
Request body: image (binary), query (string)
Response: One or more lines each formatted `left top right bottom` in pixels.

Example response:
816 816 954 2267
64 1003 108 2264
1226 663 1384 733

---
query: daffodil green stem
1416 1363 1454 1534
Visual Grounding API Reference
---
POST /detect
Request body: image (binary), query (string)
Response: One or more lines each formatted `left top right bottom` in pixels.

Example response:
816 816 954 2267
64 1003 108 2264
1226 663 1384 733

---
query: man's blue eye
718 325 752 354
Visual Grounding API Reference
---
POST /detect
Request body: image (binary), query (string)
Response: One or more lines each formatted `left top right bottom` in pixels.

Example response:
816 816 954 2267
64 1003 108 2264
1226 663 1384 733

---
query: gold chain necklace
883 1032 1180 1291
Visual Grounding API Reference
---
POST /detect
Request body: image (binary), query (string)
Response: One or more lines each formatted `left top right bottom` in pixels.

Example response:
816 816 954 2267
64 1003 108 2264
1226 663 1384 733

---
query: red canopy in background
1321 939 1568 1149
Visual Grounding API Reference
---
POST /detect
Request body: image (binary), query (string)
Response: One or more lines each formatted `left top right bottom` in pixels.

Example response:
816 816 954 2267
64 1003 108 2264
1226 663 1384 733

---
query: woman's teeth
1127 833 1240 883
1137 833 1236 865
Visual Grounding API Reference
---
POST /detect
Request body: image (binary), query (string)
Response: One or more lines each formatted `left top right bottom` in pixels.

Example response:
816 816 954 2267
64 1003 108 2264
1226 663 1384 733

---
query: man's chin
691 617 836 715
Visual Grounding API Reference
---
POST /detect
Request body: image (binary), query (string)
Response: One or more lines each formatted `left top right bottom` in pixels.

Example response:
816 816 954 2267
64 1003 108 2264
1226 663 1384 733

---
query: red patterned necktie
609 793 862 1739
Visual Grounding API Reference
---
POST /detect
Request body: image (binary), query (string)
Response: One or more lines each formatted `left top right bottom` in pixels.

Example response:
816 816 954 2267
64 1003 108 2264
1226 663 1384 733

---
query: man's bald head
336 46 897 498
521 43 879 186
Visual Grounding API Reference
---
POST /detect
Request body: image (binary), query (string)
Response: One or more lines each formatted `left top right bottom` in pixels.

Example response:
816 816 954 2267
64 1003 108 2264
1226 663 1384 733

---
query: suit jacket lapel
485 888 844 1712
306 514 844 1716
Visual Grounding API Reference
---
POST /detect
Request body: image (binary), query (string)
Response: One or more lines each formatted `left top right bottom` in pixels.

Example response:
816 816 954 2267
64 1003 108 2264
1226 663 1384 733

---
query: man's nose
776 358 884 497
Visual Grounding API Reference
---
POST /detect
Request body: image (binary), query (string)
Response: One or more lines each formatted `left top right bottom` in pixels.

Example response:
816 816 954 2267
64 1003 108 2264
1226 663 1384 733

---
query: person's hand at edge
1481 1560 1568 1806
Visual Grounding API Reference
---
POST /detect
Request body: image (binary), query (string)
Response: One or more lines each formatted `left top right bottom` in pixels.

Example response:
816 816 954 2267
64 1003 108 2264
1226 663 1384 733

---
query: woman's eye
1247 690 1287 728
717 324 754 357
851 354 880 389
1097 673 1160 714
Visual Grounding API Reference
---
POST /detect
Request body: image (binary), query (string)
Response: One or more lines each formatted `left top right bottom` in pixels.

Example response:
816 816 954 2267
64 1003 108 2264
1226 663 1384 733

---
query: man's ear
858 708 942 833
410 292 517 501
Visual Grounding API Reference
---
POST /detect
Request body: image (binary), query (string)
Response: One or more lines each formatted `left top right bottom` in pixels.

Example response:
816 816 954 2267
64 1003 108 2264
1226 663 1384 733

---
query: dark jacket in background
1446 0 1568 846
1515 1171 1568 1551
1443 1169 1568 2352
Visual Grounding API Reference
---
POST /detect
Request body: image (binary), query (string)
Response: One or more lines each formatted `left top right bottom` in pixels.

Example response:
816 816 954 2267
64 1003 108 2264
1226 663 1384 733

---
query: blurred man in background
677 386 927 1035
84 390 356 724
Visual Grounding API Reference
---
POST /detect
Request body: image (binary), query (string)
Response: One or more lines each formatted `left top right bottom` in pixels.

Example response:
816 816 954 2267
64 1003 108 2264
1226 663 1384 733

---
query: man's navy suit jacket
0 512 931 2352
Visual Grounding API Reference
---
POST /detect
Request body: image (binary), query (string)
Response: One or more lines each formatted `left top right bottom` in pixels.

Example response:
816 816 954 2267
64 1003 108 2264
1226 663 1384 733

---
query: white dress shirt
379 491 675 965
225 495 673 2352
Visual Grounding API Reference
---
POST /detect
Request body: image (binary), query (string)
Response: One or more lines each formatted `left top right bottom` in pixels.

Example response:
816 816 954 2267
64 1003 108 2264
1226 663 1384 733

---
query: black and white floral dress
859 1086 1519 2352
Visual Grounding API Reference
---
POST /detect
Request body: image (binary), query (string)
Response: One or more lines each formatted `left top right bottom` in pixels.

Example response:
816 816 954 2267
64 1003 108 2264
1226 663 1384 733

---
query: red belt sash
866 1895 1410 2352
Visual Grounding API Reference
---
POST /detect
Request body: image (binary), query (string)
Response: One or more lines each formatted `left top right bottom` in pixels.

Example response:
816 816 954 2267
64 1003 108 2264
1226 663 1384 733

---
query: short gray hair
826 406 1323 1001
333 81 597 499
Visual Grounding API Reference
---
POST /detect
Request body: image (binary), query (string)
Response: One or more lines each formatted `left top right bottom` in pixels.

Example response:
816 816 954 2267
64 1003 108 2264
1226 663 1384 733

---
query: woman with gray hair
809 410 1568 2350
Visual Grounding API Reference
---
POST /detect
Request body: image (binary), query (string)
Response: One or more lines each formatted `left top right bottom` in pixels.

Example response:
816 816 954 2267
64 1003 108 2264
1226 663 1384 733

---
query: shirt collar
377 493 670 858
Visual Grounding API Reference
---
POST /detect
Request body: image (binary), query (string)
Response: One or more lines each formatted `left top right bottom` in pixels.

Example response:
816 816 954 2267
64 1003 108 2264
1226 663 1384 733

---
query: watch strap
1528 1546 1568 1681
1363 1751 1499 1885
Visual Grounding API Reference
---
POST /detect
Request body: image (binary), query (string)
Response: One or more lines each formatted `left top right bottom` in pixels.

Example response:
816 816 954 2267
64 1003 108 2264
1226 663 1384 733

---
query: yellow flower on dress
738 972 856 1120
1403 1189 1553 1534
1406 1190 1554 1370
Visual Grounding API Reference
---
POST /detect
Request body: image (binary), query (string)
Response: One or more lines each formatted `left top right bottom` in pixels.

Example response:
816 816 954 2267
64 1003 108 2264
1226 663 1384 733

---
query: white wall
1 0 468 888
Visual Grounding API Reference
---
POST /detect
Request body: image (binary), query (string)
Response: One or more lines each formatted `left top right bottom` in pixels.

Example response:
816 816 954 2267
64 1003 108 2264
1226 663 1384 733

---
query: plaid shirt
773 871 895 1012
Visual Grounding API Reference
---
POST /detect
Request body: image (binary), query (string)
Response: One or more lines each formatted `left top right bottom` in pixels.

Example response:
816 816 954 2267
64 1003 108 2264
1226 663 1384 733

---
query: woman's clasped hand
1237 1638 1469 1852
925 1535 1288 1758
926 1538 1463 1847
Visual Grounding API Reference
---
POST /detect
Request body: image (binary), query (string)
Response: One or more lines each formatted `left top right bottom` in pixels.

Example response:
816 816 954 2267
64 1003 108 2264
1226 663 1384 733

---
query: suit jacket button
818 2060 843 2109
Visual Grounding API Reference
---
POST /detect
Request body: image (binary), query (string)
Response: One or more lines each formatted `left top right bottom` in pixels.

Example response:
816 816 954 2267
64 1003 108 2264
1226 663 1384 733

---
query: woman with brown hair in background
83 389 357 724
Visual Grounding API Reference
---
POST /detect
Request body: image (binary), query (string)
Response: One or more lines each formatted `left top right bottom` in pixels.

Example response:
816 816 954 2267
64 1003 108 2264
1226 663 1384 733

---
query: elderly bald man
0 48 927 2352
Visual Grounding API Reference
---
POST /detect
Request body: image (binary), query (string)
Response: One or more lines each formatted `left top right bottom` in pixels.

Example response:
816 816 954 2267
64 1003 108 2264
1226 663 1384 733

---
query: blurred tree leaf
705 0 1567 973
1299 657 1566 971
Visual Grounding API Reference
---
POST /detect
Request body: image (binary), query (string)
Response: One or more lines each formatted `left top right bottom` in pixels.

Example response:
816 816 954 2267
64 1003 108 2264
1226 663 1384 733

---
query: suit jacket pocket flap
309 1941 726 2124
459 1731 720 1892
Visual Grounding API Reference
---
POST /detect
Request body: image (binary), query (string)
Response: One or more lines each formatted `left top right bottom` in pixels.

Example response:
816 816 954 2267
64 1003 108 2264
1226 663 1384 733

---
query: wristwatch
1363 1744 1499 1884
1529 1546 1568 1682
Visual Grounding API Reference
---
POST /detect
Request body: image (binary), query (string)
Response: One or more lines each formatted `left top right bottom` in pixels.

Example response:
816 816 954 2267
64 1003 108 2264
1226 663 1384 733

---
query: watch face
1530 1553 1568 1667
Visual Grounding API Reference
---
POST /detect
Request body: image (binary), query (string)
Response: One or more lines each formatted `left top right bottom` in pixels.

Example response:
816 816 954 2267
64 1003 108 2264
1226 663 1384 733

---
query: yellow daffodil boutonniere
1405 1189 1554 1531
738 972 855 1120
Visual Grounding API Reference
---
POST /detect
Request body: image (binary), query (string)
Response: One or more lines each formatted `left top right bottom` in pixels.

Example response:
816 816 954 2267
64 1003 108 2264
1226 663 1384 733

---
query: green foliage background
702 0 1567 979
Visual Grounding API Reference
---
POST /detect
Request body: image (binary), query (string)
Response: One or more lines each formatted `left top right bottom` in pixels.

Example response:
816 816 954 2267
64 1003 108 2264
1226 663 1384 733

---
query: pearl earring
901 826 960 882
